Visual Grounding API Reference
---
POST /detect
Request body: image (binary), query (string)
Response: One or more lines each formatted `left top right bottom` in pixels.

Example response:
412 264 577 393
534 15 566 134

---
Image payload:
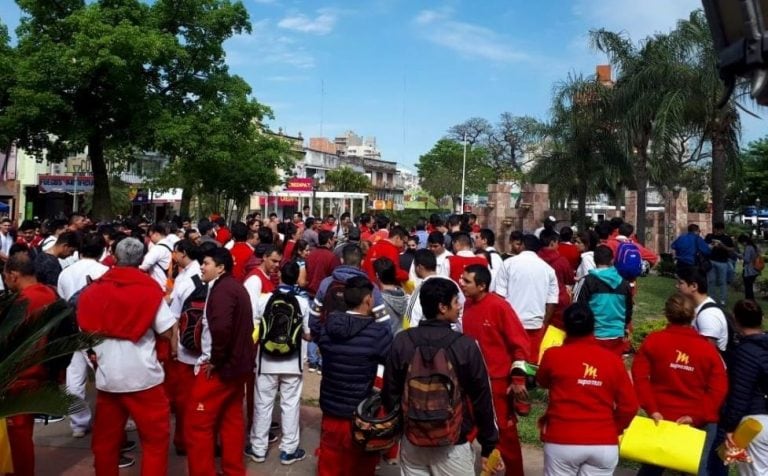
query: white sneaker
72 429 87 438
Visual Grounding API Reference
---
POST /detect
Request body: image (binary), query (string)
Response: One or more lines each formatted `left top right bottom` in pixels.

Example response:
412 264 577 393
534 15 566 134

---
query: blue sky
2 0 766 169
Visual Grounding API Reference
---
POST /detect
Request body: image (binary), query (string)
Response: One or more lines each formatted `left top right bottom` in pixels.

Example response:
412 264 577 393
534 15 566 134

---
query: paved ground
32 370 634 475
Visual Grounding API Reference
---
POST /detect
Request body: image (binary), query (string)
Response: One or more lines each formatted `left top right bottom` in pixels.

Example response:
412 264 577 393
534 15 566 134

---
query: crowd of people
2 210 767 476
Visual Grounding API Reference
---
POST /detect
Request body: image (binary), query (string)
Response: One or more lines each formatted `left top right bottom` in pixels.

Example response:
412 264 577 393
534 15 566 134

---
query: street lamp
460 132 467 213
72 163 87 213
702 0 768 105
311 175 319 218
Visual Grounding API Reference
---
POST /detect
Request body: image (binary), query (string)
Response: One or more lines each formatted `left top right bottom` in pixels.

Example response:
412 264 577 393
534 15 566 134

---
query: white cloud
413 9 529 63
225 29 315 69
573 0 700 40
278 11 337 35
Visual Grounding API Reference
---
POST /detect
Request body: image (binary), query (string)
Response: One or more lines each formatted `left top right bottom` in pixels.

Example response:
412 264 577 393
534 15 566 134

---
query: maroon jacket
205 273 255 381
306 246 341 296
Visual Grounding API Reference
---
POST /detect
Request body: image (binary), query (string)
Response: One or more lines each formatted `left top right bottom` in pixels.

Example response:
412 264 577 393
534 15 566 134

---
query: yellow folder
0 418 13 473
619 416 706 474
538 325 566 363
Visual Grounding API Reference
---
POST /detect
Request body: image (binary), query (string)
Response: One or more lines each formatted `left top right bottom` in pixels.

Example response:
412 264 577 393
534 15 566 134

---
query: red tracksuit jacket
463 292 530 378
537 336 638 445
362 240 408 284
631 324 728 427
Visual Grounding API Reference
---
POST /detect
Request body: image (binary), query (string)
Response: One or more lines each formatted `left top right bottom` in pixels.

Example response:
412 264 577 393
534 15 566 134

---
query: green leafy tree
727 138 768 209
0 22 16 154
325 166 371 193
416 139 494 208
8 0 250 219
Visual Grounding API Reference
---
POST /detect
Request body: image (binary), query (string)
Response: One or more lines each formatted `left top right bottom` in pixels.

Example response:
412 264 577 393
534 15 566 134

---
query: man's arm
139 246 159 272
501 302 530 363
207 287 237 368
494 261 509 298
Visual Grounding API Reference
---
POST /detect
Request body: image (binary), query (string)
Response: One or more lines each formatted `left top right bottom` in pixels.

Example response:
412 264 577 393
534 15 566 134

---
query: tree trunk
88 135 112 220
179 181 193 219
710 129 728 226
577 180 588 231
633 147 650 246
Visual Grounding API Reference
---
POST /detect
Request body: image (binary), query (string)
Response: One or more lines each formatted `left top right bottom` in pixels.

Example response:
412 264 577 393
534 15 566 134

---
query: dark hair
318 230 335 246
738 233 756 248
577 230 598 252
447 214 461 227
464 264 491 290
713 222 726 231
677 267 708 294
665 293 695 325
609 217 623 230
204 247 233 273
594 245 613 266
408 235 420 245
688 224 700 233
375 215 390 231
184 228 200 240
540 229 559 247
344 275 374 308
522 234 541 253
347 227 361 241
618 223 634 238
257 227 273 245
281 260 300 286
283 222 297 240
214 217 226 226
305 217 316 228
415 218 427 231
559 227 573 242
291 239 309 260
260 244 281 260
413 248 436 271
452 233 472 249
19 220 36 232
231 222 248 242
420 278 458 320
56 231 82 249
198 221 214 235
5 249 35 276
427 231 444 246
174 239 204 263
68 212 85 226
389 226 408 240
509 230 524 243
733 299 763 329
48 219 68 234
563 303 595 337
373 257 397 285
198 240 219 256
479 228 495 246
80 233 106 259
596 221 612 240
149 224 167 236
342 244 363 266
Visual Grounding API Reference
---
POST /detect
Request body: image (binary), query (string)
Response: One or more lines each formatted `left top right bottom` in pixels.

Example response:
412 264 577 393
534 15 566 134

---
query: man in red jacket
445 233 487 286
362 226 409 284
229 222 254 281
539 230 574 329
537 303 638 475
4 250 59 476
185 247 255 476
306 230 341 296
461 264 529 475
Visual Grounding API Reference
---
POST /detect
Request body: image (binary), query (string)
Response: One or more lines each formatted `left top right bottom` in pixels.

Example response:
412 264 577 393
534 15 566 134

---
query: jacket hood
325 310 375 340
331 265 368 282
538 247 560 265
381 288 409 316
588 266 623 289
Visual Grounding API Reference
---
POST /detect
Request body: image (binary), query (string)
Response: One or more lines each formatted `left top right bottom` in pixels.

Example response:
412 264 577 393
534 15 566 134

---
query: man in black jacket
382 278 502 475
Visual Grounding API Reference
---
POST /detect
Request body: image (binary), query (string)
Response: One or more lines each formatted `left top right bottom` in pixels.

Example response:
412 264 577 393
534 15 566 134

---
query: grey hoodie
381 287 409 334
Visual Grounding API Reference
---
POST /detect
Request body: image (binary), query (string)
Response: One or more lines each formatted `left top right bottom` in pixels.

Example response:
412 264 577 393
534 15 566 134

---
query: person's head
339 244 362 267
4 250 36 291
688 224 700 235
508 230 524 255
375 215 390 232
68 213 86 231
447 214 461 230
427 231 445 255
347 227 361 242
185 227 202 245
198 220 214 237
576 230 598 253
18 220 37 242
593 245 613 267
344 275 375 313
115 237 145 268
468 213 477 224
738 233 756 247
451 233 472 252
559 226 573 243
676 267 708 297
148 224 167 244
0 217 11 234
339 212 351 224
54 231 82 258
563 303 595 338
388 226 408 251
596 221 613 240
259 245 282 274
181 217 191 230
373 257 398 286
303 205 311 216
269 212 278 223
608 216 623 231
539 229 559 249
318 230 335 248
283 222 297 241
413 248 437 278
80 233 106 260
406 235 419 251
231 222 248 242
618 223 634 238
420 278 460 323
174 239 203 266
280 260 300 286
713 222 725 233
664 292 695 325
248 218 262 233
324 214 336 226
476 228 495 250
291 239 310 260
522 234 541 253
213 217 226 229
460 264 491 299
257 227 273 245
733 299 763 330
201 247 233 282
305 217 315 230
415 218 427 231
46 219 68 237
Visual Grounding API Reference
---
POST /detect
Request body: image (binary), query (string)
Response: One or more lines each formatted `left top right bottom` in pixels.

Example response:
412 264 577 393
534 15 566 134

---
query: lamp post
460 132 467 213
72 163 85 213
311 175 319 218
702 0 768 105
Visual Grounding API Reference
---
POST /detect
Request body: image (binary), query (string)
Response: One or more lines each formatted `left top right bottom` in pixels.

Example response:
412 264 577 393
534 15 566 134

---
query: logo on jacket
670 350 695 372
577 362 603 387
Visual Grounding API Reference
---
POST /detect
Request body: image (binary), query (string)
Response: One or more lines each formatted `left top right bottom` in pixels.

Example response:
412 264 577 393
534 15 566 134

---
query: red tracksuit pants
491 378 524 476
6 414 34 476
163 359 196 452
92 384 170 476
185 371 247 476
316 414 379 476
526 328 544 364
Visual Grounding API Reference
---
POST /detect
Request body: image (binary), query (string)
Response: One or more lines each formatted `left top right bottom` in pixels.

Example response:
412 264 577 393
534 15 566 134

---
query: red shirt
537 336 638 444
306 247 341 296
538 247 574 329
631 324 728 427
462 292 529 378
230 242 254 281
446 253 488 286
215 227 231 246
244 267 275 294
558 242 581 271
282 240 296 265
362 240 408 284
13 284 63 390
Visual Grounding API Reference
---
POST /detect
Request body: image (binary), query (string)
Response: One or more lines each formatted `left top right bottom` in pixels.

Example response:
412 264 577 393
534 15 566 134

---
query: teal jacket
576 267 632 339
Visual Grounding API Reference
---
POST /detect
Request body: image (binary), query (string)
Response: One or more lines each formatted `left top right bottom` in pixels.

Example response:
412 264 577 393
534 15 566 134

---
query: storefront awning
38 175 94 194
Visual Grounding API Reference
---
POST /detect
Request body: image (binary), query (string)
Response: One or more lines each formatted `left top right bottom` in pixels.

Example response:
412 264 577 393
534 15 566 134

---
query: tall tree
325 166 371 193
416 139 494 208
8 0 250 219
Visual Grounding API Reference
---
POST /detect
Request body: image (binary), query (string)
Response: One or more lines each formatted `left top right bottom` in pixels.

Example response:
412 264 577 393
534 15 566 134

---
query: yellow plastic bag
538 325 566 363
619 416 706 474
0 417 13 474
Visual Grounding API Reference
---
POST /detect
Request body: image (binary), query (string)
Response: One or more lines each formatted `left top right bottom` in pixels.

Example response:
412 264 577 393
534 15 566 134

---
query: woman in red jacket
631 293 728 476
537 303 638 475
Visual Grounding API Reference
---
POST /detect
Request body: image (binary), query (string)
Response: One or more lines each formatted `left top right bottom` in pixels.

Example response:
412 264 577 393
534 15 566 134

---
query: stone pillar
485 183 514 253
518 184 549 233
665 188 688 250
624 190 638 228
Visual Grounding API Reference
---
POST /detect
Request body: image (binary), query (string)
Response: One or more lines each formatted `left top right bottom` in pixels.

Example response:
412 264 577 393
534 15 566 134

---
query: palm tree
529 74 629 229
0 293 97 419
324 166 372 193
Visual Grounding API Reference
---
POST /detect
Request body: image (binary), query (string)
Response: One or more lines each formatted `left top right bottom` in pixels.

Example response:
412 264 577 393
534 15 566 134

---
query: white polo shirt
57 258 109 301
140 236 173 291
495 250 559 330
694 297 728 352
93 300 175 393
408 249 453 287
169 260 203 365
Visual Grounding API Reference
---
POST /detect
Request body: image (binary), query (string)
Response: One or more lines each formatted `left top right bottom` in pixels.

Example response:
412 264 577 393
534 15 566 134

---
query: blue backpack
615 241 643 279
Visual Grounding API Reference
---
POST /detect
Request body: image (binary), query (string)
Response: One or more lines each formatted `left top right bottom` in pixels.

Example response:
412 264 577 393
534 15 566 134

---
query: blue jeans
307 341 322 367
707 261 729 305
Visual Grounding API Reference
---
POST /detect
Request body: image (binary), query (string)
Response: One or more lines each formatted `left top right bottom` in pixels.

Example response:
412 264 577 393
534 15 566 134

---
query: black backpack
260 290 303 357
697 302 739 356
178 275 208 354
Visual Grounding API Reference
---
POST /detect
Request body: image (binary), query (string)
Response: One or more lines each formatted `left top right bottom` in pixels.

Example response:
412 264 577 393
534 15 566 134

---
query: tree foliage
416 139 494 206
325 166 371 193
727 138 768 210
